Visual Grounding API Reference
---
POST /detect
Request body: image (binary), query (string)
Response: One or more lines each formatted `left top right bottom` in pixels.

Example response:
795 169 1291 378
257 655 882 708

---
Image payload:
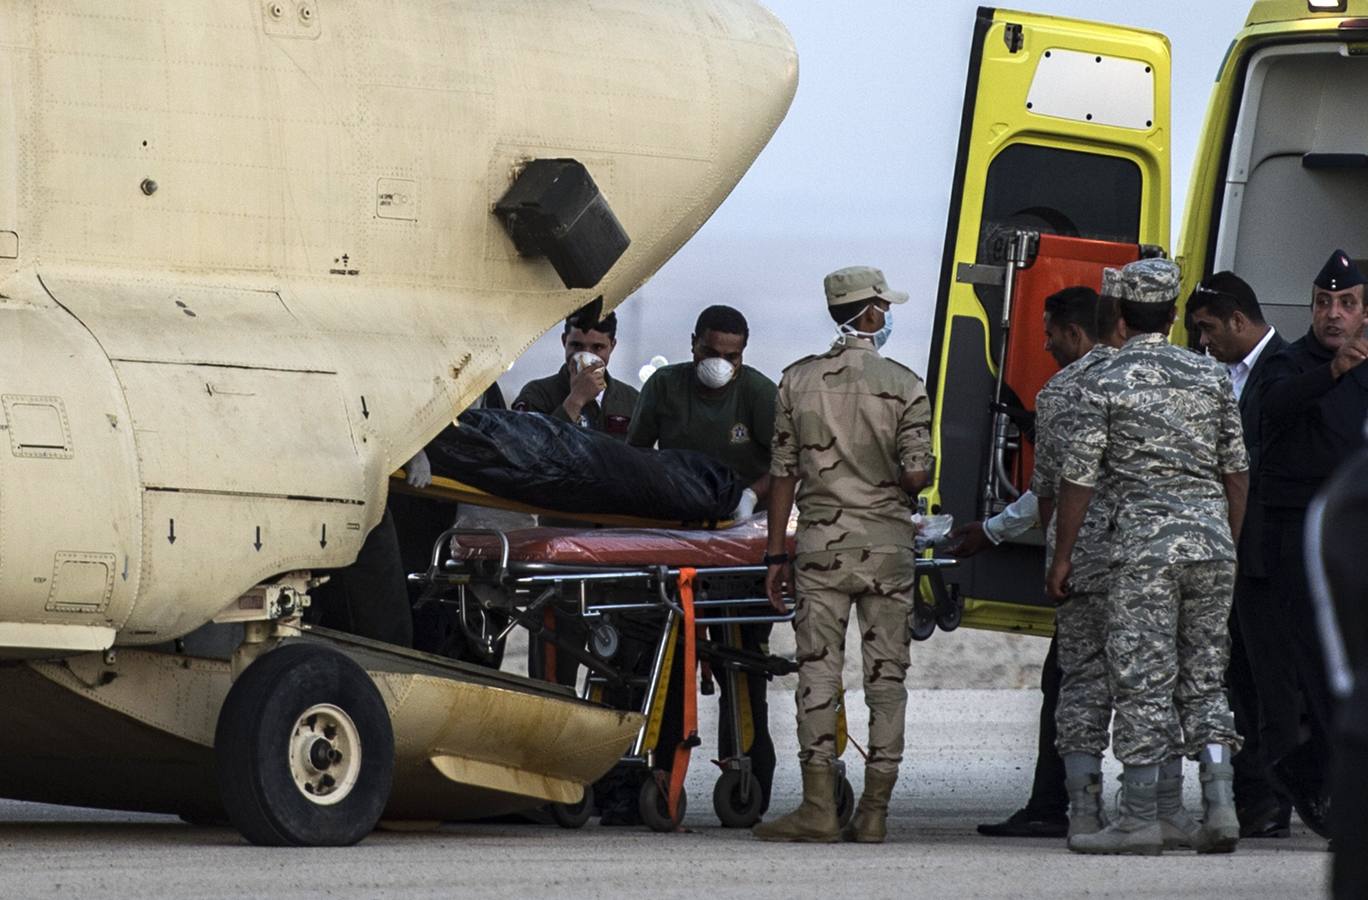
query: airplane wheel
215 643 394 846
638 775 686 832
712 770 763 828
835 775 856 828
547 789 594 829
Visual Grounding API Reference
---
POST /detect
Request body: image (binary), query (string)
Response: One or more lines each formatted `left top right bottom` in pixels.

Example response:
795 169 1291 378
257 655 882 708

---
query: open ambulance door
926 8 1171 636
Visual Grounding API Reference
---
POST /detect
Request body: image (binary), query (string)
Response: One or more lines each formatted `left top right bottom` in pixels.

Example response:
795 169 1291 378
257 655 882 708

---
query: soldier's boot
1156 772 1203 850
1069 773 1163 856
1065 773 1107 838
842 768 897 843
1197 760 1240 854
752 764 840 843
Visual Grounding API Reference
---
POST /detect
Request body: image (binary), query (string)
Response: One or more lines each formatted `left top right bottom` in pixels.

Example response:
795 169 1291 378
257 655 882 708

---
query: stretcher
407 515 962 831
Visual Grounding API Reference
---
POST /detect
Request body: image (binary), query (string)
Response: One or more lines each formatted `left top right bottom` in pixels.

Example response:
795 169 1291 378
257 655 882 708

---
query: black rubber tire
935 598 963 632
638 776 686 832
547 789 594 829
835 776 856 828
910 602 937 642
215 643 394 846
712 770 764 828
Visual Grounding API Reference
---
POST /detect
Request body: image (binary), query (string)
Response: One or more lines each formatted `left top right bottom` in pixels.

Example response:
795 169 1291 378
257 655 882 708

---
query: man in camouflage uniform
753 266 931 844
1047 259 1250 855
1028 286 1123 839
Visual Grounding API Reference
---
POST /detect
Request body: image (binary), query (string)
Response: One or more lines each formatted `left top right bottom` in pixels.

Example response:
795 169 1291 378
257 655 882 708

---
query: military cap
824 266 909 308
1313 248 1366 291
1101 258 1181 305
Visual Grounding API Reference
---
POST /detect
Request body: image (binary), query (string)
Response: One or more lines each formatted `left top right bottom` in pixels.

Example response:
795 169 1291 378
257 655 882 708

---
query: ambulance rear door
927 7 1171 635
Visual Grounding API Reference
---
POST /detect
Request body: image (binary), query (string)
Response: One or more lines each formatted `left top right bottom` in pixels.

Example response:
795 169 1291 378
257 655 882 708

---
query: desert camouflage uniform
771 334 931 776
1061 332 1248 765
1032 344 1117 757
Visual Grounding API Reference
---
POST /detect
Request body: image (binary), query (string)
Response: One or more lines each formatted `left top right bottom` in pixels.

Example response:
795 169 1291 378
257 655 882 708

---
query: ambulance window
980 144 1142 244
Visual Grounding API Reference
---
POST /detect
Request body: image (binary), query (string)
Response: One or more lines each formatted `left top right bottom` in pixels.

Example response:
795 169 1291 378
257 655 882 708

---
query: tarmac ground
0 688 1330 899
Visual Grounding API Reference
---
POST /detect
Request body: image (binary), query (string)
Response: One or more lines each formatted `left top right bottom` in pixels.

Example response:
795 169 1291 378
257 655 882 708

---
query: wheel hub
289 704 362 806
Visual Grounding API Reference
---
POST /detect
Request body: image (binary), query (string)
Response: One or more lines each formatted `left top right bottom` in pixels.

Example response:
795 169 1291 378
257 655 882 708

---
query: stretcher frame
408 526 961 830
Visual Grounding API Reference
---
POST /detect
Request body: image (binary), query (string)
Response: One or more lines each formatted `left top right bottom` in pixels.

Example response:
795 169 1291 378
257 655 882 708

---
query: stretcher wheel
215 643 394 846
638 777 686 832
712 770 763 828
935 600 962 632
547 789 594 829
835 776 856 828
909 601 937 642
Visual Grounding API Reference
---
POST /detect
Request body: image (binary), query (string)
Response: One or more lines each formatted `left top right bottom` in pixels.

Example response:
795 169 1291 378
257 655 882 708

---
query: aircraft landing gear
215 642 394 846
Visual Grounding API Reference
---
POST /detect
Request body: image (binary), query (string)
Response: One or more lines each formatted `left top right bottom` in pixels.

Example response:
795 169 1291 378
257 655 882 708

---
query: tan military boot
1065 773 1107 838
1156 773 1202 850
842 769 897 843
1069 775 1163 856
1196 761 1239 854
753 764 840 843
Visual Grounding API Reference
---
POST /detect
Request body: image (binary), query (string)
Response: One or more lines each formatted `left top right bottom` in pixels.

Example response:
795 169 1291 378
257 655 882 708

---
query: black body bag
427 409 744 524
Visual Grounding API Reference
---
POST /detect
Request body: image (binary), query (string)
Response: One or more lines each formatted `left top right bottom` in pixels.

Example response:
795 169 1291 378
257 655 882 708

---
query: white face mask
696 357 736 389
571 351 605 374
838 306 892 350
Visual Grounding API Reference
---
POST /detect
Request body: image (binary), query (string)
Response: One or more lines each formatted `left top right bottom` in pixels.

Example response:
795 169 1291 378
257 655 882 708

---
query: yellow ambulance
930 1 1367 635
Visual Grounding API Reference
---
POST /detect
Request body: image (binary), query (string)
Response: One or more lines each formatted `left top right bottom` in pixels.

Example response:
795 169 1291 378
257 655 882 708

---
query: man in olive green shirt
628 305 777 511
513 309 639 439
512 307 639 689
629 304 780 812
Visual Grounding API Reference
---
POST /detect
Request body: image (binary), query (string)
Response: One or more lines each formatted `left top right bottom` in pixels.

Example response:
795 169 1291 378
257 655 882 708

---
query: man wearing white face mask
513 306 639 441
629 303 781 810
629 304 778 515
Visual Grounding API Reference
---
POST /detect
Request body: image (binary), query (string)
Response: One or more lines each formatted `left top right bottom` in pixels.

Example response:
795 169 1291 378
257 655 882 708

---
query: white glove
406 450 432 488
732 487 758 520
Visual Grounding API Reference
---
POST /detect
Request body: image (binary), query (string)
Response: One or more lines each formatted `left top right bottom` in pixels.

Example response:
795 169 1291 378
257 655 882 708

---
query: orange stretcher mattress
451 517 796 567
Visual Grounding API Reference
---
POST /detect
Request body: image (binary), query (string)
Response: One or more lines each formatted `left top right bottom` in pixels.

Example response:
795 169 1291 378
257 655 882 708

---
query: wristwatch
762 552 790 566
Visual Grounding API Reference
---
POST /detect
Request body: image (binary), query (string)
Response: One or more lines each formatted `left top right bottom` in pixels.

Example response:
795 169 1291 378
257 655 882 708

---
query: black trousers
1025 636 1068 817
312 507 414 648
1247 508 1329 776
654 623 775 797
1227 599 1289 815
711 623 777 804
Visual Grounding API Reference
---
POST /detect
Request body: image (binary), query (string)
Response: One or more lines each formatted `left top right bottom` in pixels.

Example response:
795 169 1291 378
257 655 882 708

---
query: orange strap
667 567 699 827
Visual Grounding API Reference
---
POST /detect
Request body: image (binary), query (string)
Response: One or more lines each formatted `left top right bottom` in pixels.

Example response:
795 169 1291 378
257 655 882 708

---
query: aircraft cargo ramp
0 631 641 824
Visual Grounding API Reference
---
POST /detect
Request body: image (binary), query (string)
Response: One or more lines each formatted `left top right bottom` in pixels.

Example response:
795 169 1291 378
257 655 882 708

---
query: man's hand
947 521 992 558
765 562 793 613
563 359 607 420
405 450 432 488
1330 335 1368 379
1046 557 1072 605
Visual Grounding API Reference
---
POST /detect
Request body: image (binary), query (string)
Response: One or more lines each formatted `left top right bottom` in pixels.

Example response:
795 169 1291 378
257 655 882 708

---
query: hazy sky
503 0 1251 398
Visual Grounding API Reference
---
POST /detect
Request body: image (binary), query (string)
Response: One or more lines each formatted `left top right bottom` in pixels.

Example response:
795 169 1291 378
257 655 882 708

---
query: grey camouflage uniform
1061 330 1248 765
1032 344 1117 757
771 335 931 776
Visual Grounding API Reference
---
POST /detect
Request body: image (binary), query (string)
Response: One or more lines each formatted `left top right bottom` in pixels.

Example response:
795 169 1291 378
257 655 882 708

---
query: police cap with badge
1314 248 1367 292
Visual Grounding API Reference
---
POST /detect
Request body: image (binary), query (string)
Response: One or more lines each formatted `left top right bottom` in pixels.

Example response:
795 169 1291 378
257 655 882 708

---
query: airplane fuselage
0 0 797 654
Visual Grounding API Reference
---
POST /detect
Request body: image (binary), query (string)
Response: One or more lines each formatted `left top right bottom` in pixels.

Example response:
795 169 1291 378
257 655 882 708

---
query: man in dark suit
1185 271 1290 837
1252 250 1368 837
